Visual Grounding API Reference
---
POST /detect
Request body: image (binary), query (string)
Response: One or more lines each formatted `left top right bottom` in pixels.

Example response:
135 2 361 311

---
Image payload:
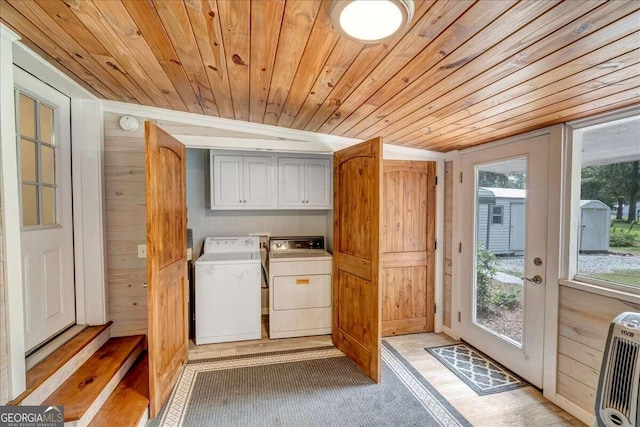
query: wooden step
41 335 145 426
11 322 113 406
88 352 149 427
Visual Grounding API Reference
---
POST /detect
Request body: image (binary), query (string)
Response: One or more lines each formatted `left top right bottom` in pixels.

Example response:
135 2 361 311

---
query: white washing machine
195 236 261 345
268 236 332 339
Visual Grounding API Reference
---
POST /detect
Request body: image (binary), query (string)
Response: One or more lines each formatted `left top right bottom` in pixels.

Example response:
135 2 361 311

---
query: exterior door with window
15 68 75 352
460 134 549 387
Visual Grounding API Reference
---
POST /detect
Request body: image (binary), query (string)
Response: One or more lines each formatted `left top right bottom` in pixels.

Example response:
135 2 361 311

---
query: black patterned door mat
426 343 526 396
148 342 472 426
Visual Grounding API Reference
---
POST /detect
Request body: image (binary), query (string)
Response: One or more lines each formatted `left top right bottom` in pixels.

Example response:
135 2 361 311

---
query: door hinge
458 312 461 322
458 242 462 253
459 172 463 183
435 175 438 185
434 240 437 250
434 304 437 314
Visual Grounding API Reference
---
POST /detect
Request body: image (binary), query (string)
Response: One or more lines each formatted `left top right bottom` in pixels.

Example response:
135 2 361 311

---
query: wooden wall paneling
249 0 284 123
182 0 233 118
557 285 640 415
276 1 340 128
381 161 435 337
427 64 640 146
104 114 148 337
152 0 219 116
122 0 203 114
7 0 134 103
289 37 363 129
348 0 579 140
0 4 114 100
90 0 187 112
386 3 640 147
61 0 172 108
395 43 640 146
302 0 436 133
340 0 521 138
443 161 453 329
217 0 250 121
316 0 477 135
263 0 320 126
434 82 640 151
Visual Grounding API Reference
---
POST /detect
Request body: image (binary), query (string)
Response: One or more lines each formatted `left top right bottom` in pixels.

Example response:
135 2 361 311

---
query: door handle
523 275 543 285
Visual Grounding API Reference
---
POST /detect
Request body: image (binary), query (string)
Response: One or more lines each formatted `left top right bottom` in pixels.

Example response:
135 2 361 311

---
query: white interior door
15 67 75 353
460 134 549 387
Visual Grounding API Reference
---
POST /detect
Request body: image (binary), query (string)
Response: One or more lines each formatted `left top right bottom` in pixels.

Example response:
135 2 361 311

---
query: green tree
581 161 640 223
478 171 526 189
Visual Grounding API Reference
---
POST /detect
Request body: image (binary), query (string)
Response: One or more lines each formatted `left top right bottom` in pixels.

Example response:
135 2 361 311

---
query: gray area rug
148 342 471 427
426 343 526 396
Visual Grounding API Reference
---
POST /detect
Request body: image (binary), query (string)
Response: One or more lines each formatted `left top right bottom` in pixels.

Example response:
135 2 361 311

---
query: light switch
138 244 147 258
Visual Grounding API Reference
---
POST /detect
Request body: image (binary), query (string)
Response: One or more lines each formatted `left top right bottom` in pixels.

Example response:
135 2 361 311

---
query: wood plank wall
443 161 453 329
104 113 149 337
0 191 9 404
557 285 640 414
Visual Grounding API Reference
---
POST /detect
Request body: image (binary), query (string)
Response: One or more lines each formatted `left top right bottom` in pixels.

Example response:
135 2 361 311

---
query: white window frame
491 204 504 225
561 105 640 297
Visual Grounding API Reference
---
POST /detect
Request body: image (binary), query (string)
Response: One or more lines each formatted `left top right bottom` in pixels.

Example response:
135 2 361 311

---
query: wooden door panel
145 122 188 418
381 161 435 337
333 137 382 383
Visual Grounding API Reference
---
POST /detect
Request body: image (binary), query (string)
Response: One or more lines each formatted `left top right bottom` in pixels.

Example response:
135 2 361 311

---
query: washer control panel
203 236 259 253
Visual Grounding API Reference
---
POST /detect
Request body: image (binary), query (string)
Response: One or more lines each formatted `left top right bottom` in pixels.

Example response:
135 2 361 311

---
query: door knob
523 275 543 285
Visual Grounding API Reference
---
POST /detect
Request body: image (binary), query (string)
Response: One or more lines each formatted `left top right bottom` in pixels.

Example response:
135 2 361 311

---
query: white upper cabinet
212 154 274 209
278 158 331 209
211 151 331 210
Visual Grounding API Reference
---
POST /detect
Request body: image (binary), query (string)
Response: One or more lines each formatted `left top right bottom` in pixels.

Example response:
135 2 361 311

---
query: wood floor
189 318 583 426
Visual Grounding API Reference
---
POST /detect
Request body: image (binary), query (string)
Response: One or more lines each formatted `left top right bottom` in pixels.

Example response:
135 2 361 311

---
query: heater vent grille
603 336 639 421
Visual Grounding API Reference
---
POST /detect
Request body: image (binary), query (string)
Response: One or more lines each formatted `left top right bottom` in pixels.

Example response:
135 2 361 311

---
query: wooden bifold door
381 161 436 336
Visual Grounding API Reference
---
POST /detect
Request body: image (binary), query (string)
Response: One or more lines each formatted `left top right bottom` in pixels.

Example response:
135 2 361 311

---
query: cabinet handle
243 200 247 203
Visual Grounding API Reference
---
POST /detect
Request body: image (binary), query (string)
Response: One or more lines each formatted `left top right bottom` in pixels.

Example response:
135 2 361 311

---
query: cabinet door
243 157 273 206
306 159 331 208
213 155 243 206
278 158 305 206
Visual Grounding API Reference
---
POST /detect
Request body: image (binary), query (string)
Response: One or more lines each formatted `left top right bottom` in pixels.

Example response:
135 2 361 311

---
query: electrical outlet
138 244 147 258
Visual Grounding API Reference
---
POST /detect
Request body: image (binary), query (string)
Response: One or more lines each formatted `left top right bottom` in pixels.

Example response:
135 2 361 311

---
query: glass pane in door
474 157 527 345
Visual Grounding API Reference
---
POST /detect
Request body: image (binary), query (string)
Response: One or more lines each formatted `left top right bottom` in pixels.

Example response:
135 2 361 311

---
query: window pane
42 186 56 225
40 104 54 144
19 94 36 139
475 158 527 345
20 139 37 182
41 145 55 185
21 184 38 226
577 119 640 290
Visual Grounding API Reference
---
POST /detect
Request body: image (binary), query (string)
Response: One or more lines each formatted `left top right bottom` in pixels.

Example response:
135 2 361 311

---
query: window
491 205 504 225
568 113 640 292
16 91 57 228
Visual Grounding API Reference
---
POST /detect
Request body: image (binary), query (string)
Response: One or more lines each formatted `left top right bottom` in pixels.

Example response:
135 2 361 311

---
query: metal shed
579 200 611 252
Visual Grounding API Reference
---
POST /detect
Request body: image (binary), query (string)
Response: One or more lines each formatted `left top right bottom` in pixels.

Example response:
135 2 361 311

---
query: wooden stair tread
88 352 149 427
42 335 145 422
10 322 113 405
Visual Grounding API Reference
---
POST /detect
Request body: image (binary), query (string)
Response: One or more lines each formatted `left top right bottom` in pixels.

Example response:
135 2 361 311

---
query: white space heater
596 312 640 427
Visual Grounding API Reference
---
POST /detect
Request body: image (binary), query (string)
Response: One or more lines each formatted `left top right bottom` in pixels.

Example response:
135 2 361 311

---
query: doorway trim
453 125 562 395
0 27 106 400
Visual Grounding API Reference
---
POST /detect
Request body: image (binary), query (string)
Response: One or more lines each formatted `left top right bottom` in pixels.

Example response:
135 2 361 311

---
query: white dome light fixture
331 0 414 44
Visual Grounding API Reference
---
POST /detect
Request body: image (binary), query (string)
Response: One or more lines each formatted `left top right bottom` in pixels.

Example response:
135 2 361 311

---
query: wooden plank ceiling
2 0 639 152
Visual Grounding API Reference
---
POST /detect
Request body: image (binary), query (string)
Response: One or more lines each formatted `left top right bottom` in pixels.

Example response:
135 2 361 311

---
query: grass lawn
610 246 640 256
589 269 640 287
609 220 640 255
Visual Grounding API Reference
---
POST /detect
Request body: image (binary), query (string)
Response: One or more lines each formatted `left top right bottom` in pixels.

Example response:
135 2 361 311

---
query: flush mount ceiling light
331 0 414 44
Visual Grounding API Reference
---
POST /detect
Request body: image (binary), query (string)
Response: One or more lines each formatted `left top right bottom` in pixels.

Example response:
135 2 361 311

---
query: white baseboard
552 393 595 426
